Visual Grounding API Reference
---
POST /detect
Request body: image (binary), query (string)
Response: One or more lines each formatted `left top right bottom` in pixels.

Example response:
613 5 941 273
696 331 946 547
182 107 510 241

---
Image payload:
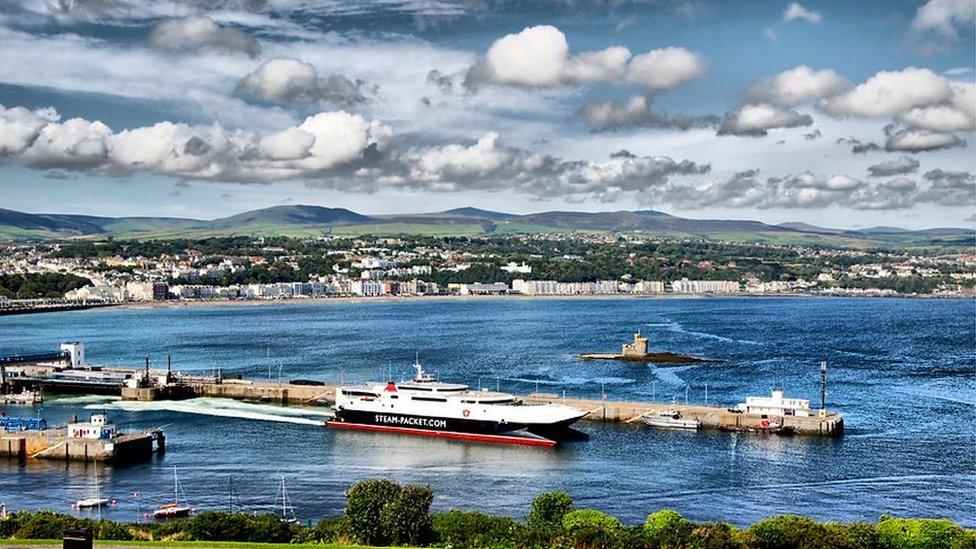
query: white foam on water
652 365 695 386
48 395 122 405
892 387 975 407
85 397 332 426
651 319 757 345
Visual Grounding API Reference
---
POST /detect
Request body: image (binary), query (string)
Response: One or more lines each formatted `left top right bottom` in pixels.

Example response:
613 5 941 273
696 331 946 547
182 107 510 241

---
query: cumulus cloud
624 47 705 91
718 104 812 136
0 104 390 182
883 124 965 152
820 68 972 152
236 58 374 106
748 66 849 106
577 95 718 131
463 25 703 92
822 67 952 118
911 0 976 38
783 3 822 24
390 132 710 199
897 82 975 132
664 169 950 210
148 17 260 57
0 103 714 202
867 156 920 177
920 168 976 205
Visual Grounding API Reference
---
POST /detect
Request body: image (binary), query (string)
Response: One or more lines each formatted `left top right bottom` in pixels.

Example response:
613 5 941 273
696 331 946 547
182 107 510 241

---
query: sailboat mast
95 460 101 521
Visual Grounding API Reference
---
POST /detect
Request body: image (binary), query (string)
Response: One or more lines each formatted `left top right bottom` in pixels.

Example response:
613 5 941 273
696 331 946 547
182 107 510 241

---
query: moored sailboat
153 466 193 519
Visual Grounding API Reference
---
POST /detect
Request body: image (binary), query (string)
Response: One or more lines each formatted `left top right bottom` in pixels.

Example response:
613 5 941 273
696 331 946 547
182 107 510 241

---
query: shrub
876 518 967 549
380 483 435 546
298 516 352 544
688 522 744 549
245 512 297 544
13 510 86 540
433 509 524 548
182 511 254 541
949 529 976 549
819 522 883 549
562 508 623 548
644 509 694 548
0 511 27 538
345 479 402 545
173 512 295 543
744 515 827 549
526 491 575 544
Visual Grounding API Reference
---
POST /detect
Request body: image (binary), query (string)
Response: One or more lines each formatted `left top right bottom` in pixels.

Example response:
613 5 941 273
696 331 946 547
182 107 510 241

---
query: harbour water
1 297 973 526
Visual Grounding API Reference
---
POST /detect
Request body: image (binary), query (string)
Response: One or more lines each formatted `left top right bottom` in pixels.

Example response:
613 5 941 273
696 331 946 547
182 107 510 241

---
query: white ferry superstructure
327 361 586 447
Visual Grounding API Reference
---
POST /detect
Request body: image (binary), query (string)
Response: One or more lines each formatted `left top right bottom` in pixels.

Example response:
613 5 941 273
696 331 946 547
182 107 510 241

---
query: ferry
328 360 587 447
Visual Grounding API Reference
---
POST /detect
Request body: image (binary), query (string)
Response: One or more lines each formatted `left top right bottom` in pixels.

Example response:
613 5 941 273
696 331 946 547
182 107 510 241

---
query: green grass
330 223 486 236
491 222 582 235
2 540 407 549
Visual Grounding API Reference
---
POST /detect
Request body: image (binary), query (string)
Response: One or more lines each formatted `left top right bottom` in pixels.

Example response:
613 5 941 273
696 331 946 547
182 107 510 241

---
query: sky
0 0 974 229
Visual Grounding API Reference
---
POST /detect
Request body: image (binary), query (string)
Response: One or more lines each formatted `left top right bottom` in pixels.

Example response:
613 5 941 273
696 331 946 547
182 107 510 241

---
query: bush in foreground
432 509 524 548
1 480 974 549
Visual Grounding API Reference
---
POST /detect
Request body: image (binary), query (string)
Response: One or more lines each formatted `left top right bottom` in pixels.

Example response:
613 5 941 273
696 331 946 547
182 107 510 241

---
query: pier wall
0 430 159 463
522 394 844 436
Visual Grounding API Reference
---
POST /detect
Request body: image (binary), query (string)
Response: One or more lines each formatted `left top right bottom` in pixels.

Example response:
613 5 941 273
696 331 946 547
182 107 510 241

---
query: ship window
412 396 447 402
390 395 398 399
344 390 380 397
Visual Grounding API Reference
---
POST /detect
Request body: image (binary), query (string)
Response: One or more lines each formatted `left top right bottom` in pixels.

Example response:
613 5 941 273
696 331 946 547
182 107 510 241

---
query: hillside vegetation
1 480 972 549
1 205 972 249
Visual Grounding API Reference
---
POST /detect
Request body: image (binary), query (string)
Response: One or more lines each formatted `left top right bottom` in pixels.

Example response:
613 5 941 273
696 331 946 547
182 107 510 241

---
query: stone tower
621 330 648 357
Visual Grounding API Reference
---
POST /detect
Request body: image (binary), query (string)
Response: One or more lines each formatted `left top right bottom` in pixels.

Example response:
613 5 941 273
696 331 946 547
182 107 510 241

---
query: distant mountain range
0 205 972 248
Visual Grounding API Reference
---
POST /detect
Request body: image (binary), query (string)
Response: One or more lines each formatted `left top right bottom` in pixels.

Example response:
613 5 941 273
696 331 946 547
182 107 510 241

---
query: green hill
0 205 971 249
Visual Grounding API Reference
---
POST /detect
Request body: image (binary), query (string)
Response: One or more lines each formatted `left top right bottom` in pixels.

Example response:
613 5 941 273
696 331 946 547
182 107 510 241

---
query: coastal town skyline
0 0 973 230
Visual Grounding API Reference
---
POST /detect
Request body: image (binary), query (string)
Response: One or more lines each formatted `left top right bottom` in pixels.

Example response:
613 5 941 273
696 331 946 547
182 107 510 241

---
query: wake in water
48 395 122 405
85 397 332 426
648 319 758 345
651 365 696 386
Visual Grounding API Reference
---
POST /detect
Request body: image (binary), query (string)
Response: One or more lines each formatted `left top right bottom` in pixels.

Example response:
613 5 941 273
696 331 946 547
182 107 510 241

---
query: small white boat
74 459 112 513
153 502 192 519
75 497 111 509
153 467 193 519
642 410 700 430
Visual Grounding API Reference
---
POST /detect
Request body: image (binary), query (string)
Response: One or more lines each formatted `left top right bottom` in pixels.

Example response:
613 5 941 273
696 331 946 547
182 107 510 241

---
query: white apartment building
351 279 383 296
510 280 619 295
459 282 508 295
670 279 740 294
633 280 666 294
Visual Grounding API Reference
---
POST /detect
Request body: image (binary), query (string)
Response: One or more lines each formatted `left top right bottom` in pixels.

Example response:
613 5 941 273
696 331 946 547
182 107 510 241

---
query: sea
0 297 973 527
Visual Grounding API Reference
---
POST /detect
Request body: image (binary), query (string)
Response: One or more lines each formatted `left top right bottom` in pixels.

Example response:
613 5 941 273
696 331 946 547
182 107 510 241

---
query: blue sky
0 0 973 228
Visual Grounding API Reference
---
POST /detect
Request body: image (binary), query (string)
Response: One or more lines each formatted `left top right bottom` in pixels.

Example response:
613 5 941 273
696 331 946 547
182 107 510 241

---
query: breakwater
0 428 163 463
120 377 843 436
